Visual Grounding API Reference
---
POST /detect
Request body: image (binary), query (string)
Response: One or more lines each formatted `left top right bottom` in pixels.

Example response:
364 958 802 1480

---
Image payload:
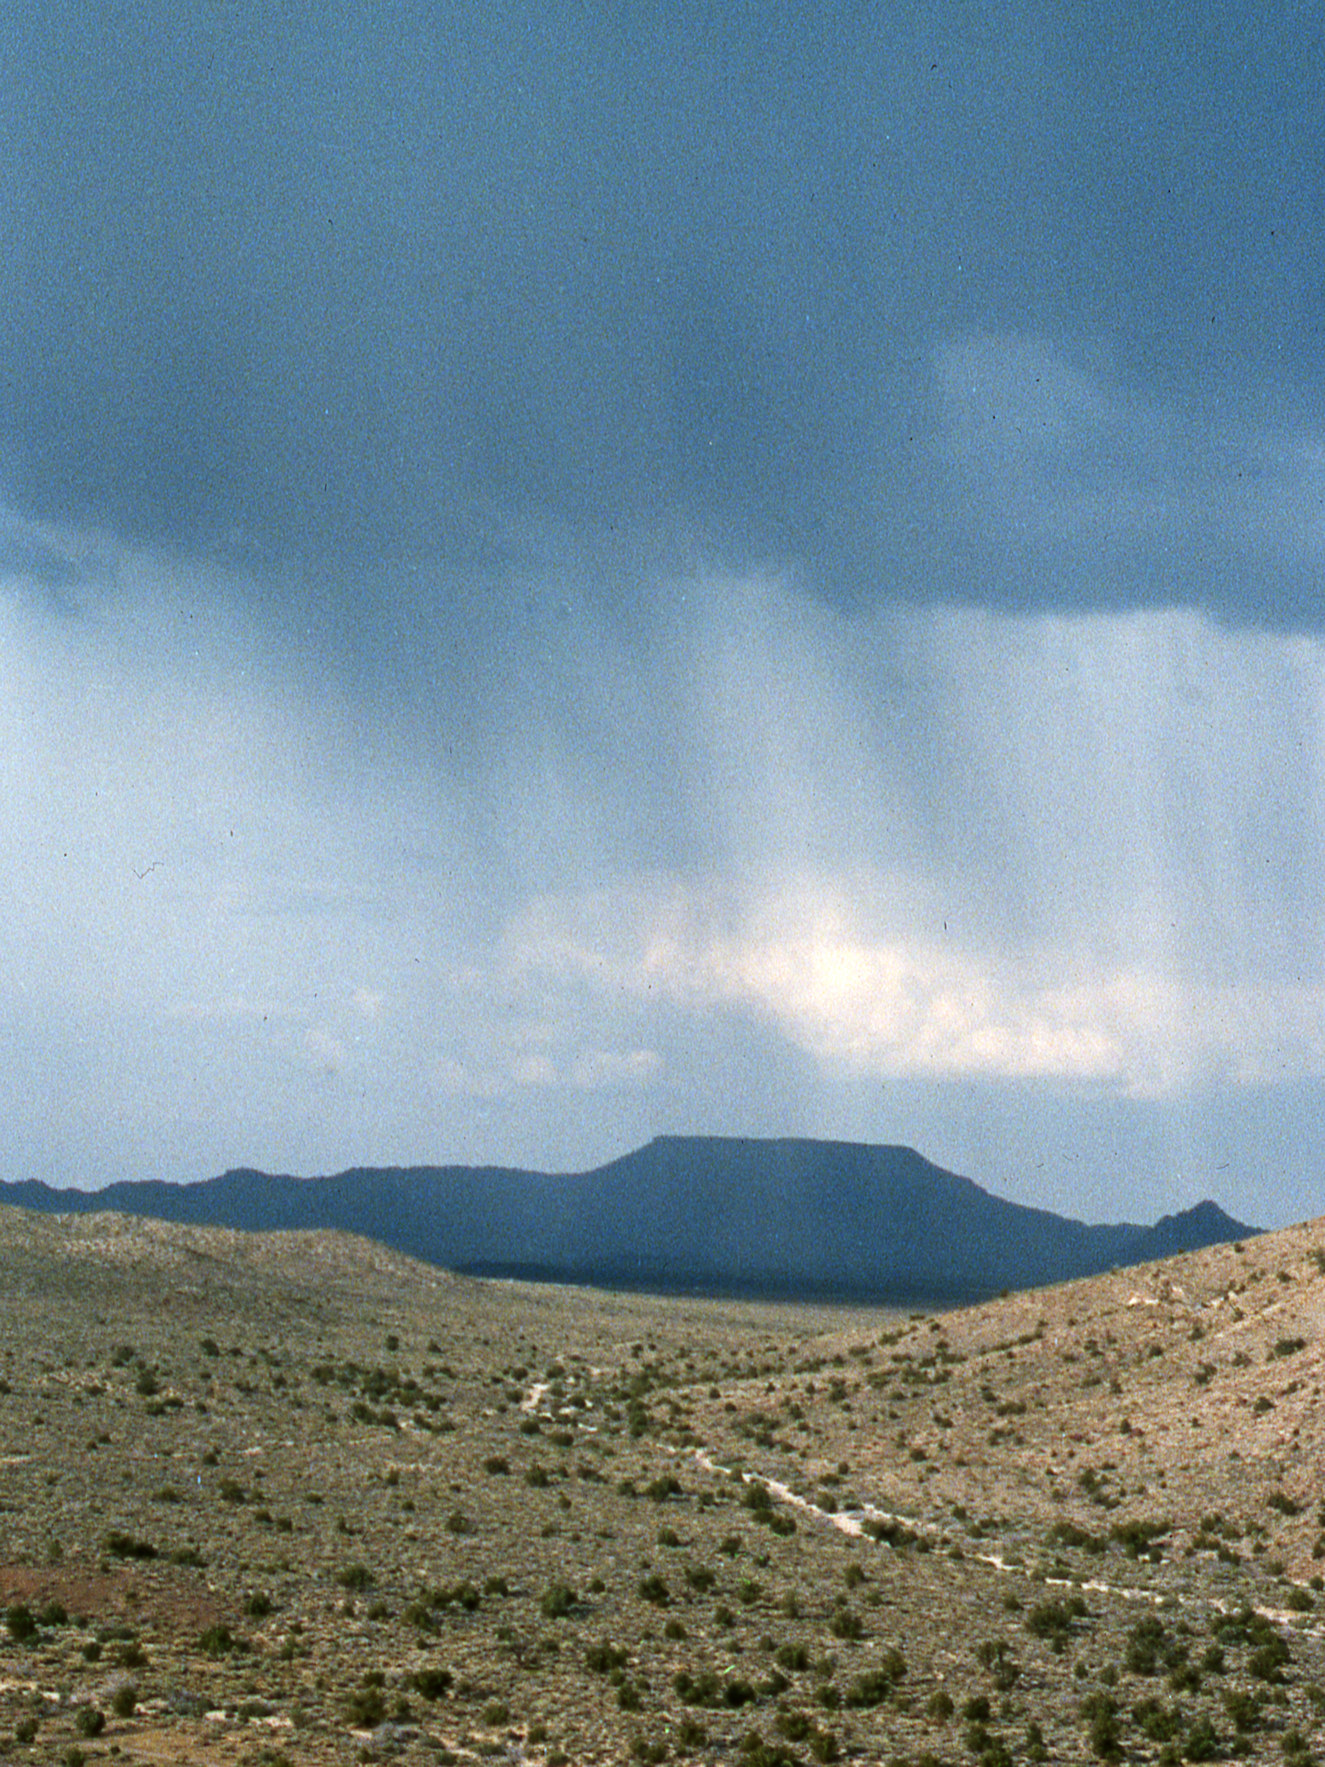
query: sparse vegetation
0 1203 1322 1763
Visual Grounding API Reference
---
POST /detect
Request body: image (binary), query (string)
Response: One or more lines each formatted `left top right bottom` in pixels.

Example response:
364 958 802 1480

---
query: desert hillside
1 1205 1324 1764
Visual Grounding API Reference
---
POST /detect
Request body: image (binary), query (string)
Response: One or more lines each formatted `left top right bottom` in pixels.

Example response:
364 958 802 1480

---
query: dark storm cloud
6 2 1325 623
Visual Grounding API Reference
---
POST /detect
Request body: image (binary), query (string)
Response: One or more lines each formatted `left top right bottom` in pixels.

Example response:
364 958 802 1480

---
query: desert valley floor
3 1206 1325 1765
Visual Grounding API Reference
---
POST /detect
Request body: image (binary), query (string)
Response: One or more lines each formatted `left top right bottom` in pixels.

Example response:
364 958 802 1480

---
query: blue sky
2 1 1323 1224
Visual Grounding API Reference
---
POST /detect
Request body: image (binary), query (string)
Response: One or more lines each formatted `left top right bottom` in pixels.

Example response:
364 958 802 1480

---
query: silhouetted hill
0 1137 1256 1302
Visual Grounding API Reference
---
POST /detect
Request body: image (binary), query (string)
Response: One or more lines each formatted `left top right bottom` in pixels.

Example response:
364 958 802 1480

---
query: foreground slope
0 1135 1255 1298
0 1206 1323 1765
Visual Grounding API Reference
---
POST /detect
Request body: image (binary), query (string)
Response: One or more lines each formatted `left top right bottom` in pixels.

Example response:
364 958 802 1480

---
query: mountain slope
0 1136 1255 1301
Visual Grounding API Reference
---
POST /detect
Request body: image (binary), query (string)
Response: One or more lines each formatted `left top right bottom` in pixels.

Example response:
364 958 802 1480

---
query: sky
2 1 1324 1227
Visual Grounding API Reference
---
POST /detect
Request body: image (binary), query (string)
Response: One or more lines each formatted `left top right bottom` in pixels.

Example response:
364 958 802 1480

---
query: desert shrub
775 1642 811 1672
1026 1597 1082 1653
335 1562 372 1590
344 1684 388 1727
1079 1691 1122 1760
432 1579 481 1610
5 1604 36 1642
244 1591 274 1617
1131 1695 1181 1741
1168 1659 1201 1694
540 1581 576 1618
976 1638 1021 1689
1249 1634 1291 1682
1047 1520 1107 1553
1220 1687 1261 1732
861 1517 916 1548
1184 1713 1221 1760
828 1603 863 1640
776 1709 813 1741
926 1689 955 1722
104 1530 157 1560
1111 1517 1169 1561
74 1708 105 1737
685 1565 716 1593
198 1623 246 1656
110 1683 138 1718
409 1666 454 1700
843 1667 897 1709
647 1474 683 1502
1268 1490 1303 1516
39 1601 68 1626
638 1573 670 1606
1125 1614 1174 1676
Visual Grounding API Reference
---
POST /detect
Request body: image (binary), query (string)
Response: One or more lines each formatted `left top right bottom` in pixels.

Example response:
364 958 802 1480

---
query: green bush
198 1623 245 1657
1026 1598 1082 1653
104 1530 157 1561
540 1581 576 1618
1079 1692 1121 1760
344 1684 387 1727
4 1604 36 1642
409 1666 454 1699
1184 1713 1221 1761
1131 1695 1181 1742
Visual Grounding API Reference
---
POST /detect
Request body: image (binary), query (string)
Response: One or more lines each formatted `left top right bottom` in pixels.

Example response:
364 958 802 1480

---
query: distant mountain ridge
0 1136 1257 1302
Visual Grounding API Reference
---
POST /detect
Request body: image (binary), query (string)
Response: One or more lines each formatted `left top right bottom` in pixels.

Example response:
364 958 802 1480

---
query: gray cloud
5 3 1325 628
